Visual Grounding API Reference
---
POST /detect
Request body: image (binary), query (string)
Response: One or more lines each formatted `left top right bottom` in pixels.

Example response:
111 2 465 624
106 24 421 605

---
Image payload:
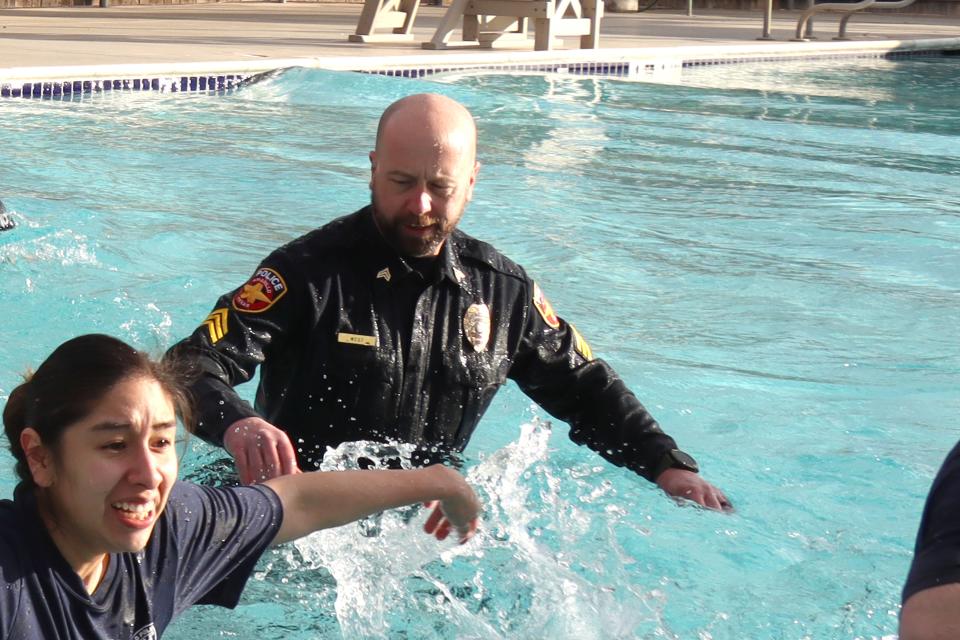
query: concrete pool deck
1 2 959 84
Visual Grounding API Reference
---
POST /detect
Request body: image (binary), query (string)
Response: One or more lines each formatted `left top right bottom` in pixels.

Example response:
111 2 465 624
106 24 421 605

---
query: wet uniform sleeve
161 482 283 613
508 281 678 482
903 441 960 603
166 252 303 446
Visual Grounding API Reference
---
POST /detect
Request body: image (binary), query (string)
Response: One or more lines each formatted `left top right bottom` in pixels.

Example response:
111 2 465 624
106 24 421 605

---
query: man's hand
223 417 301 484
656 468 732 511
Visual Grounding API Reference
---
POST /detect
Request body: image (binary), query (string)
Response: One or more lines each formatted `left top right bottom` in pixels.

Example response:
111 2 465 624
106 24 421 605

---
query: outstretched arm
510 280 730 510
264 464 480 546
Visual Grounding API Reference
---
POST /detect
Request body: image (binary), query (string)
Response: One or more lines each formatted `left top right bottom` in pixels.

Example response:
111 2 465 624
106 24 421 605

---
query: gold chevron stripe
202 308 229 344
571 324 593 361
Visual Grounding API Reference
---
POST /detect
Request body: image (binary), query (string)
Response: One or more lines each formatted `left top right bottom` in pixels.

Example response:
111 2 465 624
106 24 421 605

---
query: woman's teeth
112 502 153 520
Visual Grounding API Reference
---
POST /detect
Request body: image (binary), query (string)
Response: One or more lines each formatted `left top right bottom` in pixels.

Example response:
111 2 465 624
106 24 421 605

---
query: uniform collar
437 233 471 290
359 206 470 291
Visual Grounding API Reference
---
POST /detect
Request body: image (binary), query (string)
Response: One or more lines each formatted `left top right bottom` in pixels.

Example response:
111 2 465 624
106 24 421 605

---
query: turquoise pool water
1 57 958 639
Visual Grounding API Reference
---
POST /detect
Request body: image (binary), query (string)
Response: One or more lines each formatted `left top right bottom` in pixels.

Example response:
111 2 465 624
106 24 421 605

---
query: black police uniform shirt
170 206 678 480
903 440 960 604
0 481 281 640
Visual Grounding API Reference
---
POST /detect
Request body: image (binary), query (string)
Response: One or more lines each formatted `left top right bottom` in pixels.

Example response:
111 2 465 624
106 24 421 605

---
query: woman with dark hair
0 334 480 639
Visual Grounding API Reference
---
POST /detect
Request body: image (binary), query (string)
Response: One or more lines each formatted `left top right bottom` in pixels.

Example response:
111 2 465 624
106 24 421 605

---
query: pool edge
2 37 959 97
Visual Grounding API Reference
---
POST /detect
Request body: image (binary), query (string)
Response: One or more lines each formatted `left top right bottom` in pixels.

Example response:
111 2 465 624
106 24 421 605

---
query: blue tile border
361 48 946 79
365 60 636 78
0 48 949 99
0 73 253 99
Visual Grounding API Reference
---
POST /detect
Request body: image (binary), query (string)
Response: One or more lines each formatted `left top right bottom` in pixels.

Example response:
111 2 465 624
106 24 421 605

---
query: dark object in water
0 199 15 231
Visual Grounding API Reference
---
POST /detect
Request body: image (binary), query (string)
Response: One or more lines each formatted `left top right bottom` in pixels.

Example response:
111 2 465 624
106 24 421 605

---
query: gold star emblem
239 282 271 305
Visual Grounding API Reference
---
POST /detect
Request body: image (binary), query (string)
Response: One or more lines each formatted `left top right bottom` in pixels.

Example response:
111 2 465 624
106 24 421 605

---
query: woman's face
36 375 179 563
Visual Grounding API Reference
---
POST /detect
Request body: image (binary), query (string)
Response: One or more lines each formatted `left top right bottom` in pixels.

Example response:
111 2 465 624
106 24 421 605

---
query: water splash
251 420 668 639
0 226 98 268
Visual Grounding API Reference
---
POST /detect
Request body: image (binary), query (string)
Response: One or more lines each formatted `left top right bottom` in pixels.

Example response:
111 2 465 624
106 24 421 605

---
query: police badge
463 303 491 352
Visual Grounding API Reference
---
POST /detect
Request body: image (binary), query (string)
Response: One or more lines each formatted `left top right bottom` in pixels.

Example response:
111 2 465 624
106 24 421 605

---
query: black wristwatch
653 449 699 479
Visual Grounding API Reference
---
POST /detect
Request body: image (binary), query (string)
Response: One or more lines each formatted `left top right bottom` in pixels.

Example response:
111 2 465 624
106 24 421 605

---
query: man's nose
407 186 432 215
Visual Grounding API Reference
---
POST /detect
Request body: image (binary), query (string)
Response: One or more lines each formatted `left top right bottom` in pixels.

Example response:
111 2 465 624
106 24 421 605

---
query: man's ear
20 428 55 488
369 151 377 188
466 161 481 201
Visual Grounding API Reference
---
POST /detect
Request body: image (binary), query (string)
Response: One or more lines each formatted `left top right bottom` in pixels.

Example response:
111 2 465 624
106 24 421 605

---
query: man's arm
165 335 260 446
509 281 730 510
264 464 480 545
165 257 304 482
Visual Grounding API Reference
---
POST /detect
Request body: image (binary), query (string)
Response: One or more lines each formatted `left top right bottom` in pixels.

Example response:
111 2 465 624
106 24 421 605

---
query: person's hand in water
656 468 732 511
423 466 481 543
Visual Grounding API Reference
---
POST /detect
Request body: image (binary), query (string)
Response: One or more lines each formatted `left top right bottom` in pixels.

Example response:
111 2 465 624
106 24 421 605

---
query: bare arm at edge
263 464 480 546
900 584 960 640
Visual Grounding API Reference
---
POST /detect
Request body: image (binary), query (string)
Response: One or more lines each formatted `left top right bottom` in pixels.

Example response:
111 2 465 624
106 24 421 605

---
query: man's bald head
369 94 481 257
375 93 477 163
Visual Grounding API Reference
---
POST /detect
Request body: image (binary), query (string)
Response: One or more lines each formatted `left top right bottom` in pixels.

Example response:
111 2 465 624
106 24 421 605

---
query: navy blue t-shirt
902 440 960 603
0 480 283 639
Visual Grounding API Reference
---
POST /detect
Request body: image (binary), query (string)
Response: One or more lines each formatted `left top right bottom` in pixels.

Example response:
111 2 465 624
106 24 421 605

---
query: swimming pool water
1 57 958 639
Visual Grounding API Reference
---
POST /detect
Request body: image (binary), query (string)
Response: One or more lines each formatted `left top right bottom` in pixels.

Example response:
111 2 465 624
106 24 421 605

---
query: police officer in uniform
167 93 730 510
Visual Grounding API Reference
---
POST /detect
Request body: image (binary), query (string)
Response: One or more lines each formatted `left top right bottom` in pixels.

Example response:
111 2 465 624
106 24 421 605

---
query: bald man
169 94 729 510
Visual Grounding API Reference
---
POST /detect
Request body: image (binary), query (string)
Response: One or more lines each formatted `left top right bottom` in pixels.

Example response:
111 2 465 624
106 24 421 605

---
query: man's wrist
653 449 700 479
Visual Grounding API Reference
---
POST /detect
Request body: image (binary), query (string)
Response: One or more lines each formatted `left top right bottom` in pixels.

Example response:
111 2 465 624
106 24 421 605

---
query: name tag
337 332 378 347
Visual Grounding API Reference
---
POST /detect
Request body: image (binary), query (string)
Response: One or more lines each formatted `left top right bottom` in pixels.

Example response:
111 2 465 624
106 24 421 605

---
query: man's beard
371 196 462 258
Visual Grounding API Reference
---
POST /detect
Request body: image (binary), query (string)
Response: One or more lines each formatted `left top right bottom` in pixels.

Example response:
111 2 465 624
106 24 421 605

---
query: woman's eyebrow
88 420 177 432
89 421 132 433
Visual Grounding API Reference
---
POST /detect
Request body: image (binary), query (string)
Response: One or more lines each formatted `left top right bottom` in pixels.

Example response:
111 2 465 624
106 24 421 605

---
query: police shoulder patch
232 267 288 313
532 282 560 329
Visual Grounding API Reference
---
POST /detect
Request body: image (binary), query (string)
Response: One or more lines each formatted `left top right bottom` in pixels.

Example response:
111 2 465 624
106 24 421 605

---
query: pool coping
2 36 959 97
